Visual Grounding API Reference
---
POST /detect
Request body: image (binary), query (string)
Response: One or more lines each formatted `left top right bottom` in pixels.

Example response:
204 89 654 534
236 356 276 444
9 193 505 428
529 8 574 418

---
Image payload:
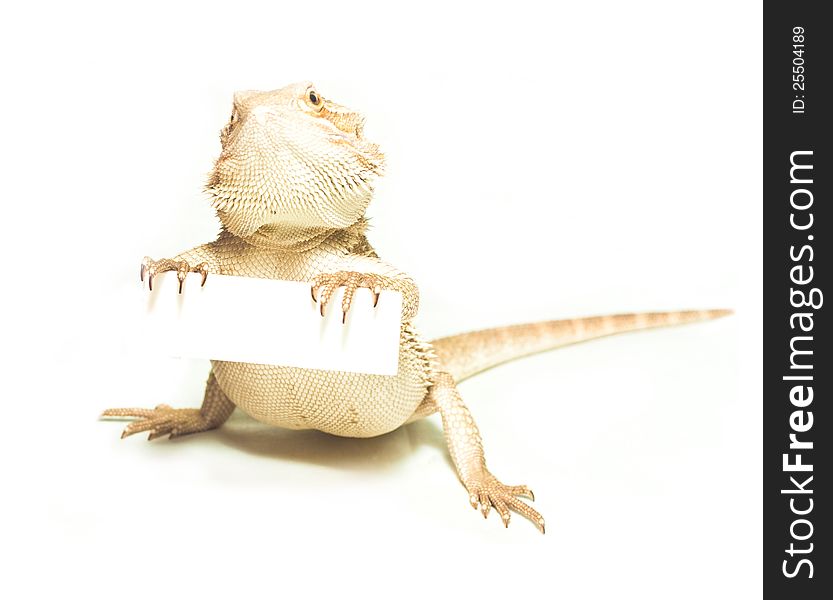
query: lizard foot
101 404 213 440
465 468 545 533
140 256 209 293
311 271 383 323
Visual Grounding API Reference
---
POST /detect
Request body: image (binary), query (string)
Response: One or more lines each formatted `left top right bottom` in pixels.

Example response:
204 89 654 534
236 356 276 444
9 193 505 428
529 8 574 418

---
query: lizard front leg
102 372 235 440
429 371 545 533
311 257 419 323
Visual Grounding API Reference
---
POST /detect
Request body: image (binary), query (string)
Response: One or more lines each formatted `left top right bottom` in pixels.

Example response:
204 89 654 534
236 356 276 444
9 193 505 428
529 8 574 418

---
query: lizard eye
220 110 240 145
307 89 322 107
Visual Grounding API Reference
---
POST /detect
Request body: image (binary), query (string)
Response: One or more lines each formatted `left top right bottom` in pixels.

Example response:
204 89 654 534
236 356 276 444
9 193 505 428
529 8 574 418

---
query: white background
2 1 761 598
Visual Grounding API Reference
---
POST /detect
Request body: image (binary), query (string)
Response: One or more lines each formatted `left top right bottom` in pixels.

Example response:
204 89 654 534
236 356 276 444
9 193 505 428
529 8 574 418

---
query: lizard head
207 82 385 238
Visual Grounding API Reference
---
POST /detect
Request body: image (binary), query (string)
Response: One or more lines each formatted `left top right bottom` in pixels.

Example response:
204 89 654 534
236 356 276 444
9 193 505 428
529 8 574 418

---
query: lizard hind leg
101 372 235 441
429 371 545 533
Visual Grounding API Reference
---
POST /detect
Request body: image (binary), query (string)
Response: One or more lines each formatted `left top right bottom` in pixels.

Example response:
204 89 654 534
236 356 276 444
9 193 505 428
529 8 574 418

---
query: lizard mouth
321 103 366 139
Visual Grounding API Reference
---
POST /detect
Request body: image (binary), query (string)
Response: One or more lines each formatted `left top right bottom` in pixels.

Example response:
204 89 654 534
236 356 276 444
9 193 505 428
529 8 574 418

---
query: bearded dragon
103 82 730 533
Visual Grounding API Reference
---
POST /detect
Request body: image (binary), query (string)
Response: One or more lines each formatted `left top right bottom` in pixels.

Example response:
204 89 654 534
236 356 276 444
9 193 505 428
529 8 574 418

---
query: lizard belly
211 341 433 438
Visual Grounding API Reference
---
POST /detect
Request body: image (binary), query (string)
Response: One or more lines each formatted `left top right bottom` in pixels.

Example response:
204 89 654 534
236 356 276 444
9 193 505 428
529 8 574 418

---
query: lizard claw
177 263 187 294
310 271 386 323
480 492 491 518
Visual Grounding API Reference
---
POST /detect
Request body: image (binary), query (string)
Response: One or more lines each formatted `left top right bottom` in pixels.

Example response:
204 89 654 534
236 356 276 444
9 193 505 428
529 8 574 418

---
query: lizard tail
430 309 732 383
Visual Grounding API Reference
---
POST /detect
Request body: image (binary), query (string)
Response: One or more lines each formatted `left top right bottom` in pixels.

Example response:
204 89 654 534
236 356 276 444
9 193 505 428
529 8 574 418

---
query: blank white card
132 272 403 376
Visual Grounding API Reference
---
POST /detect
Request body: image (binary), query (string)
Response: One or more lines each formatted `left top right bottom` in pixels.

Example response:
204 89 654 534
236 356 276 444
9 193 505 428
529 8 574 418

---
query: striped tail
430 309 732 383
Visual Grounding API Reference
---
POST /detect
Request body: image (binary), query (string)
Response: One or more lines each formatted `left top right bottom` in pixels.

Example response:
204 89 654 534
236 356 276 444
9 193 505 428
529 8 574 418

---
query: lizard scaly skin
104 82 730 533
